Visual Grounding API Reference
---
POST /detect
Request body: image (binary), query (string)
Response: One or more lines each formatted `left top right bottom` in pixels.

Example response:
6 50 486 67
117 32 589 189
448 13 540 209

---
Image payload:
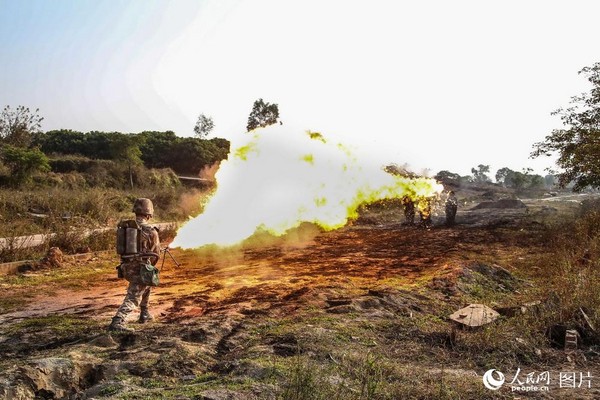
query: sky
1 0 599 177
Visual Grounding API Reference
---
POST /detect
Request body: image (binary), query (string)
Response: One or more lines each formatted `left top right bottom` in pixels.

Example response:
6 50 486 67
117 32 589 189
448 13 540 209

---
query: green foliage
434 170 461 186
247 98 280 132
110 134 145 189
110 134 144 166
138 130 178 168
534 200 600 342
494 167 545 190
33 129 85 155
47 156 180 190
495 167 513 186
1 145 50 186
532 62 600 191
544 174 556 187
194 113 215 138
0 105 44 147
35 130 230 177
470 164 491 183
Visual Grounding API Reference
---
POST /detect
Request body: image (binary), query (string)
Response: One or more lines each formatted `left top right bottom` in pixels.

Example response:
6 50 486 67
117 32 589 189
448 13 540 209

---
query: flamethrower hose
120 252 161 265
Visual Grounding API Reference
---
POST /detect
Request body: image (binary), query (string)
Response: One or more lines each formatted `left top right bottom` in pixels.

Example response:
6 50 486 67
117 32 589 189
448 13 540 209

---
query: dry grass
0 186 211 262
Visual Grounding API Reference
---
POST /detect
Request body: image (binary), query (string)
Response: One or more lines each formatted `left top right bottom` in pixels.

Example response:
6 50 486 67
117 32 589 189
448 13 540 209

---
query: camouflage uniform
445 191 458 226
113 218 160 321
109 199 160 332
418 198 433 229
402 196 415 225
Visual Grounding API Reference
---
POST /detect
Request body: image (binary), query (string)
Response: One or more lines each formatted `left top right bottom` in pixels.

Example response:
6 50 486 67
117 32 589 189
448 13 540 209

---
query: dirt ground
0 195 599 399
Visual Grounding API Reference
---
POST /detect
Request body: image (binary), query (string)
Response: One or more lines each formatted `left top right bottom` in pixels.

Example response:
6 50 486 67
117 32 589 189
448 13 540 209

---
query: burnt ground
0 197 599 399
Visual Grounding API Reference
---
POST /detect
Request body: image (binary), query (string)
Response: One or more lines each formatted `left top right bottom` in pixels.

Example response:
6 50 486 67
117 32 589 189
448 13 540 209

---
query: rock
18 358 77 399
0 377 35 400
449 304 500 327
82 381 125 399
0 353 102 400
88 334 117 348
38 247 63 269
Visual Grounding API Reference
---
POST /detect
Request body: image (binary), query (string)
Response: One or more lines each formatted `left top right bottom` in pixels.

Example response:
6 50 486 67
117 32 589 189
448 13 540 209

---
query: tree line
434 164 555 190
34 130 230 175
0 98 282 188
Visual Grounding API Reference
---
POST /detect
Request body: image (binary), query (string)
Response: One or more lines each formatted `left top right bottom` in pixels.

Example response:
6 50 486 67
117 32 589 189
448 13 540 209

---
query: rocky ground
0 193 599 399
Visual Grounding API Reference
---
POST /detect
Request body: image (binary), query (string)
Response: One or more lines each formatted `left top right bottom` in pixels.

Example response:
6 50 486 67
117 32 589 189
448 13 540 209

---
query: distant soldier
418 197 433 229
445 190 458 226
402 196 415 225
109 198 161 332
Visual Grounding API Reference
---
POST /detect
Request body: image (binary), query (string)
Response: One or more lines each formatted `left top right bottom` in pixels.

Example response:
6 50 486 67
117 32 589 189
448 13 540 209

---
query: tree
246 98 280 132
511 171 527 190
544 174 556 188
0 105 44 147
1 145 50 186
194 114 214 139
139 131 179 169
34 130 86 155
110 134 145 189
495 167 515 186
434 170 461 186
529 174 545 189
531 62 600 191
471 164 491 183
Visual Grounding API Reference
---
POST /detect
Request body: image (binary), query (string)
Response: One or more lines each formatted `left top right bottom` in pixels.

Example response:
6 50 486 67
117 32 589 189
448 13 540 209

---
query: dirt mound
472 198 526 210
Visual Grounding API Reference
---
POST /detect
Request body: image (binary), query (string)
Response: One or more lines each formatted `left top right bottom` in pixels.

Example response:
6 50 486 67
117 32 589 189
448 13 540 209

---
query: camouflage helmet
132 198 154 216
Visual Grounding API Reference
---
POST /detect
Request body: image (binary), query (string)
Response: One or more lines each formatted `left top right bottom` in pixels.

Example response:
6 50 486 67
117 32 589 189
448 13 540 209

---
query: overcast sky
1 0 599 176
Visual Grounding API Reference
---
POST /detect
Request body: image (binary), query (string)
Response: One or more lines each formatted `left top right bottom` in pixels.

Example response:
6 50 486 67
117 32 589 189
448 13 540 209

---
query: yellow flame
171 126 443 249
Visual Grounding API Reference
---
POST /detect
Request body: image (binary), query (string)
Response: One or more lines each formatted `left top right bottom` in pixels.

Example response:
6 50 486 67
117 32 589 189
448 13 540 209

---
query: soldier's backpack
116 219 160 286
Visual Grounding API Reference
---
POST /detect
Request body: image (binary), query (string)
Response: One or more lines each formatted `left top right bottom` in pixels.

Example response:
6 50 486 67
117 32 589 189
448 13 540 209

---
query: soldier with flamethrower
109 198 161 332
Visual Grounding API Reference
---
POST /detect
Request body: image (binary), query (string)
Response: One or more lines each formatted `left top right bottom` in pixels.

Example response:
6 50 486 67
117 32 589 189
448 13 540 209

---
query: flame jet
171 125 443 249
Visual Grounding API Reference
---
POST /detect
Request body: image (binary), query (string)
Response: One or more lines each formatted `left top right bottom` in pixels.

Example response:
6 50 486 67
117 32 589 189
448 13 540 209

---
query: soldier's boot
138 307 154 324
108 316 134 333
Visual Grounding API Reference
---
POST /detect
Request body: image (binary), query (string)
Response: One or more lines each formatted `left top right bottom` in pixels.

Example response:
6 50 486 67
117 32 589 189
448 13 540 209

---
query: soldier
445 190 458 226
418 197 433 229
402 196 415 225
109 198 161 332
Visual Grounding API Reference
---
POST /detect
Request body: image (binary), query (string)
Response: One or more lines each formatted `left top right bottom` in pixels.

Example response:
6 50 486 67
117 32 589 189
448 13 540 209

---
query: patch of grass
274 351 507 400
0 259 116 290
528 201 600 344
0 186 208 262
99 383 123 397
453 316 547 370
3 314 101 336
0 293 29 312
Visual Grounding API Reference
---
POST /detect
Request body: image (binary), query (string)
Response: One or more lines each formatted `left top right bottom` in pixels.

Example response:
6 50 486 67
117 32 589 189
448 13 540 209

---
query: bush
534 200 600 344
